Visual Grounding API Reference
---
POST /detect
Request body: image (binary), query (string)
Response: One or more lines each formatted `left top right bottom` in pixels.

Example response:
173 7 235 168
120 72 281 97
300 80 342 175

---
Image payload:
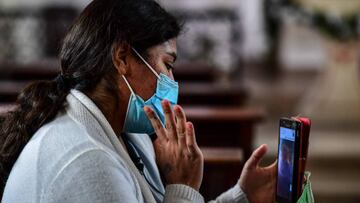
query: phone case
292 117 311 198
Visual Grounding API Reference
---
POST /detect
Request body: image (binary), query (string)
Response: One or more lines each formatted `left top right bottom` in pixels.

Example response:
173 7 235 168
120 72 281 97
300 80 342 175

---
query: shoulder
34 111 113 158
28 112 124 186
33 113 100 163
41 149 141 203
35 115 142 202
6 112 141 202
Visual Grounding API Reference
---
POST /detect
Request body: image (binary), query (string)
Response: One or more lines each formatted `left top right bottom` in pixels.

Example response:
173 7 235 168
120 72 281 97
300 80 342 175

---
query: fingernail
174 105 181 112
162 100 169 105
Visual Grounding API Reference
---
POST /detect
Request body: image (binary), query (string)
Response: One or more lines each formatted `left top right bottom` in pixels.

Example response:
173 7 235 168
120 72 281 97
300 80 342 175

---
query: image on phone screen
277 127 296 200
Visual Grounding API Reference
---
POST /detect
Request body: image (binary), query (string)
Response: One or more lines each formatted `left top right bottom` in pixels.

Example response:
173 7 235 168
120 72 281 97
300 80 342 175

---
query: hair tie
54 74 71 90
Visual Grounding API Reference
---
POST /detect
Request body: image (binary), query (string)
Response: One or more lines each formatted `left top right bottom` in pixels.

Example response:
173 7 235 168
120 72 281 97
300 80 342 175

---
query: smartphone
277 118 302 203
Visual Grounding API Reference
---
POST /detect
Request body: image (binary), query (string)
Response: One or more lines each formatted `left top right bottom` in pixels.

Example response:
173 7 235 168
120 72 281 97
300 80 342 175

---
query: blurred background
0 0 359 202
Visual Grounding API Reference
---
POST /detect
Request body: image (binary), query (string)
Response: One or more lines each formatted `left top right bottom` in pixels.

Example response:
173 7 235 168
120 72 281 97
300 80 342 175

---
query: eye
165 63 174 71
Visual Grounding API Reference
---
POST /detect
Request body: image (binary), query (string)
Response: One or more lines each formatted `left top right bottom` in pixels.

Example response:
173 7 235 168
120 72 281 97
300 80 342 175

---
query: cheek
152 57 169 76
135 67 158 100
128 56 160 100
146 75 158 98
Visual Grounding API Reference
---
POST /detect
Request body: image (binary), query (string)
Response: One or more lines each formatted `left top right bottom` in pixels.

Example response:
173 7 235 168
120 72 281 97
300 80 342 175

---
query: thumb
264 159 277 171
245 144 268 169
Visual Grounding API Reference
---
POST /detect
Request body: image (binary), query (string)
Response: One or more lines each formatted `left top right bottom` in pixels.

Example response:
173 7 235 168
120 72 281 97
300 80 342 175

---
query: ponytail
0 76 70 195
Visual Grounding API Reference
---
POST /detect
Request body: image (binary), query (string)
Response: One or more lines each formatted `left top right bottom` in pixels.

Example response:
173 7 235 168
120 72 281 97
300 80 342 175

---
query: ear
112 42 131 75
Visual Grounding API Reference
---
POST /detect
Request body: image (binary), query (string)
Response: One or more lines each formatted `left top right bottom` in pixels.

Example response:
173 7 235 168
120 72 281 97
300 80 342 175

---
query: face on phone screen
277 127 296 200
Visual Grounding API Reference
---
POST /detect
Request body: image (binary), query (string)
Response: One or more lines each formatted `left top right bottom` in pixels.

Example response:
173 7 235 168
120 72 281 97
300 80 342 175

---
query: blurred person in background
0 0 276 202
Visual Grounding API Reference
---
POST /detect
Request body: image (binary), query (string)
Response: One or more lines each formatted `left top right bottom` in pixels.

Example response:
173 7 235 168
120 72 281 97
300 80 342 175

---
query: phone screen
277 126 296 201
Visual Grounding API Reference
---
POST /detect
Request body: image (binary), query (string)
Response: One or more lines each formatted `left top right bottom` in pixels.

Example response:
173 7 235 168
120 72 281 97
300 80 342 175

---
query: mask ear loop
122 75 136 96
131 47 160 79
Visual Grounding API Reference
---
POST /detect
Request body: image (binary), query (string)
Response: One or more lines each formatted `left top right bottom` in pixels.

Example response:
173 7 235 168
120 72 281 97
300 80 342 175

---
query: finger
245 144 268 169
144 106 167 141
161 100 177 141
174 105 187 148
185 122 199 156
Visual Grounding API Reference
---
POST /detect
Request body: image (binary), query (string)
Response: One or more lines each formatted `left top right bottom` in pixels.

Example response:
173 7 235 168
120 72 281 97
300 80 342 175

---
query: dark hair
0 0 181 195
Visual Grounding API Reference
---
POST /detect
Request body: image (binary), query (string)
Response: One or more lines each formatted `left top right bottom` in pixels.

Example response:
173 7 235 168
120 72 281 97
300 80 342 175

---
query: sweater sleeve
163 184 205 203
162 183 248 203
208 184 249 203
40 149 142 203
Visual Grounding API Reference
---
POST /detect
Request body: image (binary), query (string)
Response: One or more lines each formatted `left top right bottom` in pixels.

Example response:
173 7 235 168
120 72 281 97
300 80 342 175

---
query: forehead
148 39 177 55
163 39 177 51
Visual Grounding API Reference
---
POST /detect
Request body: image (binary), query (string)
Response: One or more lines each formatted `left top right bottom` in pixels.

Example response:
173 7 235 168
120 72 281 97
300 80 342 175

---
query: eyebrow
166 52 177 62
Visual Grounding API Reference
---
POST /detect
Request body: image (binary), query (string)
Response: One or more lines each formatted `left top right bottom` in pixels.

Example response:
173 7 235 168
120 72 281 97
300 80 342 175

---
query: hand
239 144 277 203
144 100 204 191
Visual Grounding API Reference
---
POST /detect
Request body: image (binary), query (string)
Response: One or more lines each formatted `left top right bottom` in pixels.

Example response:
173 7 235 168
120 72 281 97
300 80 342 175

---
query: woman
0 0 276 202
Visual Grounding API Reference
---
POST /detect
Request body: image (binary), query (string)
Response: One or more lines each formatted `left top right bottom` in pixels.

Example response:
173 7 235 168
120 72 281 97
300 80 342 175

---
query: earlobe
112 42 131 75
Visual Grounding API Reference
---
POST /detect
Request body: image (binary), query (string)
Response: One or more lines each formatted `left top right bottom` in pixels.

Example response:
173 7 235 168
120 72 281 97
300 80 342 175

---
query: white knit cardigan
2 89 248 203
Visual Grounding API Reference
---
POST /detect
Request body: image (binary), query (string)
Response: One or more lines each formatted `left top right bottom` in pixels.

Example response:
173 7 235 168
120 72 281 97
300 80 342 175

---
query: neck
86 76 130 136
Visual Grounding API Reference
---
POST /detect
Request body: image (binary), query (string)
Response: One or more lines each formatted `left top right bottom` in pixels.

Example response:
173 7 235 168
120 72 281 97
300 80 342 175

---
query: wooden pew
0 103 15 115
0 60 59 102
184 106 265 160
179 82 247 106
173 63 217 83
0 60 59 80
201 147 244 200
174 63 248 106
0 81 28 102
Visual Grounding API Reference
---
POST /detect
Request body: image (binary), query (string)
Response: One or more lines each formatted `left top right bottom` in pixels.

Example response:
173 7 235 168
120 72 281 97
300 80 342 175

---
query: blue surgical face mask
122 48 179 135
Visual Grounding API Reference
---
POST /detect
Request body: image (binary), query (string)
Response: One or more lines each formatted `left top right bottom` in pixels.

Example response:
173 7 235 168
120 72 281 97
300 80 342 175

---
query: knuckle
148 111 156 119
184 150 192 158
177 127 185 136
180 150 188 158
164 109 171 114
197 151 204 161
166 123 173 130
156 122 163 129
178 132 186 139
152 120 161 129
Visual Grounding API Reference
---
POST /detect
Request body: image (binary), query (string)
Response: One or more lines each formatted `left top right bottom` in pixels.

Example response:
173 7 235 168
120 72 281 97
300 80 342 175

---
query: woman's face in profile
125 38 178 101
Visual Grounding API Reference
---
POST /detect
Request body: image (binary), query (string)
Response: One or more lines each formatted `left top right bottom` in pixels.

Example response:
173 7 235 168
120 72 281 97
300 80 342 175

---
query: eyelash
165 63 174 70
